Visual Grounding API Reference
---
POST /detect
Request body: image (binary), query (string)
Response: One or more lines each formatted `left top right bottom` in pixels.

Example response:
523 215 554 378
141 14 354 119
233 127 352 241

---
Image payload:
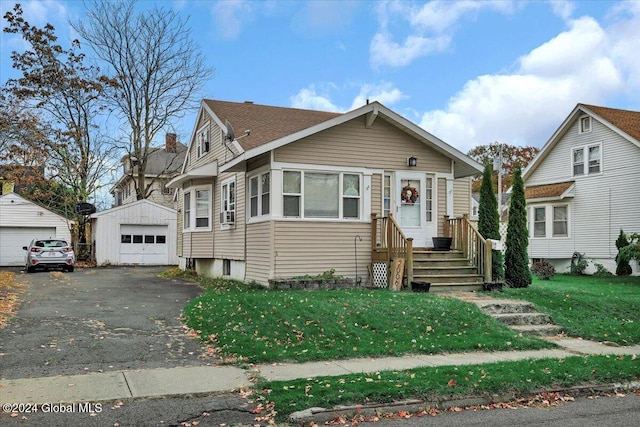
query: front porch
371 213 493 292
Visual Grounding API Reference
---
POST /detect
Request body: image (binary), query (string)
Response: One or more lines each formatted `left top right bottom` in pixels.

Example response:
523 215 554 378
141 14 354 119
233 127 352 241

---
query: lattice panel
372 262 388 288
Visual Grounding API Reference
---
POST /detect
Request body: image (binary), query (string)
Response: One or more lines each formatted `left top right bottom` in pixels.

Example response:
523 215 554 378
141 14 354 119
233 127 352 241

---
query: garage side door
119 224 169 265
0 227 57 266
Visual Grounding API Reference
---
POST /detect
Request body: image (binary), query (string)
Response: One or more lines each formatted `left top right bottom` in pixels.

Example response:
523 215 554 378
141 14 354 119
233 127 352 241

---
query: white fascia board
179 102 207 174
220 102 482 177
580 105 640 149
91 199 176 218
166 161 217 188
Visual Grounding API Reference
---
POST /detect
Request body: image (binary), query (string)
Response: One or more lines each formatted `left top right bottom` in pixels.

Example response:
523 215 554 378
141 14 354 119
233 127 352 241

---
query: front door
395 172 436 248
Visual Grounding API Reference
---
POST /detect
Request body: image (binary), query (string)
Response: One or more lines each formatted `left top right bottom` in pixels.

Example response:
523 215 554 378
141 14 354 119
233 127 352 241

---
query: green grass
254 354 640 421
182 278 550 363
496 274 640 345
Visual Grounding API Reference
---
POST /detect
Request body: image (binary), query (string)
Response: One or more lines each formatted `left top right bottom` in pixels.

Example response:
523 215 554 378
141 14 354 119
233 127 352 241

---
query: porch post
484 239 492 283
386 213 394 263
406 237 413 288
443 215 450 237
371 213 378 251
461 214 469 258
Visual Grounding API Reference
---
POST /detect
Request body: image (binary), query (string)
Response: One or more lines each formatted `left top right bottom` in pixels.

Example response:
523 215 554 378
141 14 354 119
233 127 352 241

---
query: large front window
553 206 568 237
530 204 569 238
283 170 362 219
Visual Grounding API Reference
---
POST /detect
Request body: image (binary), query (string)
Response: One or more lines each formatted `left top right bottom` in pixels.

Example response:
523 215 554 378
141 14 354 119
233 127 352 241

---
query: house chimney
166 133 177 153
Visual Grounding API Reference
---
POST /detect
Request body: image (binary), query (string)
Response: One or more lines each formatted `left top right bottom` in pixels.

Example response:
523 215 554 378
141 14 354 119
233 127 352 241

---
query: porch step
414 265 478 275
474 300 537 314
492 312 553 326
411 249 483 289
511 324 565 337
429 283 483 292
412 273 484 284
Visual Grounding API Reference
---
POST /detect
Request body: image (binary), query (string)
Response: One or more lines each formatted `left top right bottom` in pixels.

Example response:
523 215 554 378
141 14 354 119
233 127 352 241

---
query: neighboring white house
523 103 640 275
90 199 178 266
0 192 72 266
110 133 187 208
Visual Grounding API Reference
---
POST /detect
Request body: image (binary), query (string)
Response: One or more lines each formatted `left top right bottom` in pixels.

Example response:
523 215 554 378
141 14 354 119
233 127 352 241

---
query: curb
288 380 640 423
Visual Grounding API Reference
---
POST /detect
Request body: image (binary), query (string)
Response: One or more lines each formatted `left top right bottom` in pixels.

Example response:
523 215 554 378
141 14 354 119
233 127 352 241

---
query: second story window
572 148 584 176
197 125 210 158
572 143 601 176
221 178 236 227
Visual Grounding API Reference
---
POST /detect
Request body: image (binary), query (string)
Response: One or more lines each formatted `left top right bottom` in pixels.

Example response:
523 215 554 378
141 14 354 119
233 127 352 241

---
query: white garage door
0 227 57 266
119 224 169 265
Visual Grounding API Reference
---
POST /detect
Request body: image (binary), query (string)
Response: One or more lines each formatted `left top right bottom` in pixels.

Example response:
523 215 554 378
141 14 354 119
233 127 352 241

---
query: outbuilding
90 199 178 266
0 192 72 266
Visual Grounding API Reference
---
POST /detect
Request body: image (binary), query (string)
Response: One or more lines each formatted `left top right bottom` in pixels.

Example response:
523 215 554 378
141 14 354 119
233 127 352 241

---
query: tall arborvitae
478 163 504 281
505 165 531 287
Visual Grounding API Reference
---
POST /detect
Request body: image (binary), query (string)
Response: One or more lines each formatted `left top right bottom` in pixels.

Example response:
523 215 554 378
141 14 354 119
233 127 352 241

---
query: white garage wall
91 200 178 265
0 193 72 266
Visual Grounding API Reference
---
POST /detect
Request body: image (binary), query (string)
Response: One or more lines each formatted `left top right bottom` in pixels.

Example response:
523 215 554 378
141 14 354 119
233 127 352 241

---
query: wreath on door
402 184 419 204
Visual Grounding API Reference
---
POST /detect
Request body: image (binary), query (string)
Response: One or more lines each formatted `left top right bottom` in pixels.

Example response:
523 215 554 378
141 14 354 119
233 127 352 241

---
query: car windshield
35 240 68 248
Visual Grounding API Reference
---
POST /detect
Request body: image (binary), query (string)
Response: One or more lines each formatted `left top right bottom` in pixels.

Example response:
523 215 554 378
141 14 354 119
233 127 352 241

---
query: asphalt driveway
0 266 208 380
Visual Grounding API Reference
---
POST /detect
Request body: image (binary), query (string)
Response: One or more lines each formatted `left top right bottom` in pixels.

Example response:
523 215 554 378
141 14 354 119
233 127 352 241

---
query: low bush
531 260 555 280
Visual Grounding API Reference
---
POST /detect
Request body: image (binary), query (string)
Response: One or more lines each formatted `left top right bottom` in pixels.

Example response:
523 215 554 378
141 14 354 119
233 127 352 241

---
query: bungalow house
523 104 640 275
168 100 485 289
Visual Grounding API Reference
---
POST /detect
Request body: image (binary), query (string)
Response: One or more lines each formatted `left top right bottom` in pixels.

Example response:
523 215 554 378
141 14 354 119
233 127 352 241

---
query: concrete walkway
3 339 640 405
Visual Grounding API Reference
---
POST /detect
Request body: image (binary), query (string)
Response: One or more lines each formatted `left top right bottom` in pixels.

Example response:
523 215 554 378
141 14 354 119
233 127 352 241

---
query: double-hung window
183 187 211 231
553 206 568 237
183 191 191 229
533 207 545 237
197 125 210 158
249 172 270 218
573 144 601 176
283 170 362 219
221 178 236 227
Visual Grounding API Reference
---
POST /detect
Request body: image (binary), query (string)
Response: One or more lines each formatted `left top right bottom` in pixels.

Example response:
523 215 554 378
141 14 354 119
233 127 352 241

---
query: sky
1 0 640 156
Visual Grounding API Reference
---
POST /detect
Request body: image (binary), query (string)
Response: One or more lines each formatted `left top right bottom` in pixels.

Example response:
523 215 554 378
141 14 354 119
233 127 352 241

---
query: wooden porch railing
371 213 413 288
443 214 492 283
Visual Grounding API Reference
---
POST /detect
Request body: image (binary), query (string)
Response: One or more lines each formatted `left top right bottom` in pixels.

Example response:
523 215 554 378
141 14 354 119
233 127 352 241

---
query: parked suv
23 239 75 273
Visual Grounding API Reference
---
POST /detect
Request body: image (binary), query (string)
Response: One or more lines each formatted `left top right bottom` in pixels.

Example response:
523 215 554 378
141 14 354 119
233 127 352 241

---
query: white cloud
290 85 342 112
211 0 253 40
547 0 575 20
370 0 515 68
419 12 634 153
290 82 406 112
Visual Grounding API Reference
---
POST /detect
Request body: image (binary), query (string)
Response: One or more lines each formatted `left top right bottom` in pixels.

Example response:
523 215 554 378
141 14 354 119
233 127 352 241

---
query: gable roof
525 181 575 201
197 100 481 179
524 103 640 180
90 198 176 218
204 100 341 151
144 142 188 175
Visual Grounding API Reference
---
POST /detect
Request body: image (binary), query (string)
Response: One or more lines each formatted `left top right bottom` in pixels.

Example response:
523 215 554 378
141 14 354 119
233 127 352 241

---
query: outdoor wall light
407 156 417 167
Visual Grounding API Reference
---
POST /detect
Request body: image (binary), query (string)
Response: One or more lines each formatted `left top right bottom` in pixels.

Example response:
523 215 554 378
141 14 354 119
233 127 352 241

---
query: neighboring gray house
524 103 640 275
111 133 187 208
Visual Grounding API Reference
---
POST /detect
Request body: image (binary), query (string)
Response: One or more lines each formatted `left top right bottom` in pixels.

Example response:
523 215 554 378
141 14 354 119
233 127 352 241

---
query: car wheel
67 266 74 272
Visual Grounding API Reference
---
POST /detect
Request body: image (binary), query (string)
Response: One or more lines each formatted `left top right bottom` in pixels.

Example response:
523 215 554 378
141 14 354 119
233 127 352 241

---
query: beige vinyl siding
437 178 447 236
213 172 245 260
182 231 191 256
247 153 270 171
189 232 214 258
245 221 272 283
273 221 371 280
453 177 472 217
275 118 451 172
371 173 382 217
177 188 183 256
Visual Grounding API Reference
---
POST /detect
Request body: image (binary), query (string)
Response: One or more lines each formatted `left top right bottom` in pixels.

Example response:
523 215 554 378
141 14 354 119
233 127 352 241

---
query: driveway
0 266 208 380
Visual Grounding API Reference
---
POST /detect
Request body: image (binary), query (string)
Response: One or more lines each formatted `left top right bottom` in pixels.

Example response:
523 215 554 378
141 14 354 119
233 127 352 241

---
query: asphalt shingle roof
581 104 640 143
204 100 342 151
525 181 574 200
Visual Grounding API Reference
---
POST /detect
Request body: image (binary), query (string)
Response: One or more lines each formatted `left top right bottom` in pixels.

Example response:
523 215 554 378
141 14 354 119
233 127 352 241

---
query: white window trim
196 124 210 159
220 176 236 230
247 167 271 223
529 204 570 239
182 185 212 232
281 169 364 221
571 142 602 177
578 115 592 134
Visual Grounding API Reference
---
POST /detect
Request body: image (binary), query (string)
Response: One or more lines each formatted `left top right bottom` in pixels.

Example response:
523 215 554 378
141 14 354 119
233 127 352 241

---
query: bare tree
74 0 213 200
3 4 118 243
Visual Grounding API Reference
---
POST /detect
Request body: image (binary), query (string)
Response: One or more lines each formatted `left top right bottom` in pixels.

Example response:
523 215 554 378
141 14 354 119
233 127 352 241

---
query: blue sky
1 0 639 155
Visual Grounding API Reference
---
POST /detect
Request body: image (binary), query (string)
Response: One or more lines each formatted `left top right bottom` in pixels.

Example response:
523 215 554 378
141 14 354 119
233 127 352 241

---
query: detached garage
91 199 178 266
0 193 72 266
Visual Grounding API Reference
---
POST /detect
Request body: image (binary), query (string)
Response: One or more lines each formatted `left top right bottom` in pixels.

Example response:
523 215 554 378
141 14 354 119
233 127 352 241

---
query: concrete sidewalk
2 338 640 405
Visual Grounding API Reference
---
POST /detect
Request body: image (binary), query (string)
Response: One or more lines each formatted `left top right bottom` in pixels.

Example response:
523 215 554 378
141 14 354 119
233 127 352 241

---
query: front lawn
497 274 640 345
182 278 550 364
254 354 640 421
